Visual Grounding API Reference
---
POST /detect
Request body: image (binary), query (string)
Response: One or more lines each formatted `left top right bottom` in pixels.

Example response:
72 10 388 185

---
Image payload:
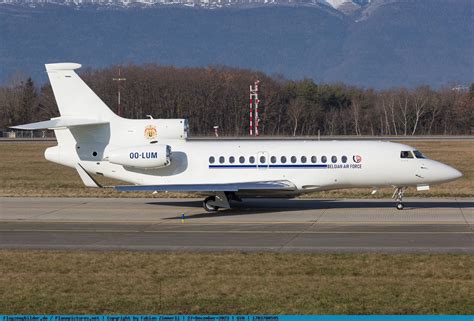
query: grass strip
0 250 472 314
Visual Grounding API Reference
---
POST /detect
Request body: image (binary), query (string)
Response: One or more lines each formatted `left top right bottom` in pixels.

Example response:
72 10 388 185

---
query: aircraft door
257 151 269 170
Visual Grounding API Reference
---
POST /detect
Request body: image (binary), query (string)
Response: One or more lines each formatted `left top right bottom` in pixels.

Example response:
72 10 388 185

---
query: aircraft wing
114 181 297 192
74 162 297 193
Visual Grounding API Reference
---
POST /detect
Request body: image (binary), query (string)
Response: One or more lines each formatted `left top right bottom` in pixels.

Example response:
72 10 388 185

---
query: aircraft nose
439 163 463 182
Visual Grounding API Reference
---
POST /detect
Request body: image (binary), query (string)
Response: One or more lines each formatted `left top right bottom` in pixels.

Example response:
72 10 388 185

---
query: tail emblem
144 125 158 140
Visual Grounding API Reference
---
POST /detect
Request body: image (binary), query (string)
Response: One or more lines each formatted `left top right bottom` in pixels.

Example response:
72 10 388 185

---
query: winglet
75 163 102 188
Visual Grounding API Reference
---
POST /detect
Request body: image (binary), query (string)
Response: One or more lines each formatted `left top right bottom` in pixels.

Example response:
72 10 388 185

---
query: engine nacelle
107 144 171 169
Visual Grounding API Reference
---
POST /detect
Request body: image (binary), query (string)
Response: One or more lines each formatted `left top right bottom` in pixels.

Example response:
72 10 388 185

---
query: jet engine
106 144 171 169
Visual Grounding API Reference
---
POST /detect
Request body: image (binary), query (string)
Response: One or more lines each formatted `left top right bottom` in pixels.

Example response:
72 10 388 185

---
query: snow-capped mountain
0 0 371 14
325 0 347 8
1 0 471 88
324 0 372 14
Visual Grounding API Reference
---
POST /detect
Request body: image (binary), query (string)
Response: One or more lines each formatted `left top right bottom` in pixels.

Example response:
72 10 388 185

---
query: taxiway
0 197 472 253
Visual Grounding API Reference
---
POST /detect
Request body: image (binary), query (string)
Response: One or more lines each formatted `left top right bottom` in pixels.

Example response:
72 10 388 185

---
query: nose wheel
393 187 407 210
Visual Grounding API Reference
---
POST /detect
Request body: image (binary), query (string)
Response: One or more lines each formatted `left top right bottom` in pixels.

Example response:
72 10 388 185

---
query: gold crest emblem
144 125 157 140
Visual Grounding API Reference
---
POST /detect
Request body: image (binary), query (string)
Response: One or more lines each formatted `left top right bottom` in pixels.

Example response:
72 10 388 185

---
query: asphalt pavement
0 197 472 253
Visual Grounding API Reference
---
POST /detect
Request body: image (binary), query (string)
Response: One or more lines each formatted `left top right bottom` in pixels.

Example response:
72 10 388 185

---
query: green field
0 250 472 314
0 140 472 198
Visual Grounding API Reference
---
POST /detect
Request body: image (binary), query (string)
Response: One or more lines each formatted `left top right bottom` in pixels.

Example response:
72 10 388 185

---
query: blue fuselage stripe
209 165 257 168
269 164 328 168
209 164 329 168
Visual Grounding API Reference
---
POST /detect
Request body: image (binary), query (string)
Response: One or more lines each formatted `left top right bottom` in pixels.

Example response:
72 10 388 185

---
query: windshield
413 150 426 159
400 151 414 159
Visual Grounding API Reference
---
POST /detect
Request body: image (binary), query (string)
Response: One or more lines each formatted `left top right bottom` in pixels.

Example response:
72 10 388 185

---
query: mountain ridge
1 0 472 88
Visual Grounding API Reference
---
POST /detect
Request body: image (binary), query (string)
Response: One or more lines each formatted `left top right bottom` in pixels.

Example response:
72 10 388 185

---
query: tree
0 64 471 136
410 86 430 135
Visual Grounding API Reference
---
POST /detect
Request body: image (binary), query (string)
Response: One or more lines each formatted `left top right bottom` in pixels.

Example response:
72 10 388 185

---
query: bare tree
410 86 430 135
287 98 306 137
350 97 361 136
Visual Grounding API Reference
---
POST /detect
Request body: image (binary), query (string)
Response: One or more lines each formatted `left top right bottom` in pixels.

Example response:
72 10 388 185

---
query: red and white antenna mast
249 87 253 136
249 80 260 136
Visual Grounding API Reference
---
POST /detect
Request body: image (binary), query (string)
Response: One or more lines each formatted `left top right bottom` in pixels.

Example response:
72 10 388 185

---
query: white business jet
13 63 463 211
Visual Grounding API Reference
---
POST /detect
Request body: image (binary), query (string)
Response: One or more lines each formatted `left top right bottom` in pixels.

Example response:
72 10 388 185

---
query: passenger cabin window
321 156 327 163
249 156 255 164
331 156 337 163
229 156 235 164
291 156 297 163
413 150 426 159
239 156 245 163
311 156 317 163
209 156 215 164
219 156 225 164
301 156 307 163
281 156 287 163
260 156 266 163
271 156 277 163
400 151 414 159
342 156 347 163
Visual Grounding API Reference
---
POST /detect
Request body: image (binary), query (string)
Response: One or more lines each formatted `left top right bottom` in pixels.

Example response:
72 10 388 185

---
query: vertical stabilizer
45 63 117 120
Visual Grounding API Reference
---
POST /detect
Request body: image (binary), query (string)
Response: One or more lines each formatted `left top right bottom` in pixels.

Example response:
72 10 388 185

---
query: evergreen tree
19 78 37 124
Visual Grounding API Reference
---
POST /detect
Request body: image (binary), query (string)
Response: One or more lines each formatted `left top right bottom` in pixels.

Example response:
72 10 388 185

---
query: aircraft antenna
249 80 260 136
112 67 126 116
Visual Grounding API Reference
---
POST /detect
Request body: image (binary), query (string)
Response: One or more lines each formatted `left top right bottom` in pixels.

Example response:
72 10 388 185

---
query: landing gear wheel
203 196 219 212
393 186 407 211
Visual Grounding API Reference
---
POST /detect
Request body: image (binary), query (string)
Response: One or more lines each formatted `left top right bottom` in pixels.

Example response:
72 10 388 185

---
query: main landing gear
393 186 407 210
203 192 240 212
203 196 219 212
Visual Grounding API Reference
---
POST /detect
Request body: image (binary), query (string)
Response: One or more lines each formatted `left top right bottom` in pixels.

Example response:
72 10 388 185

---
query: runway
1 197 473 253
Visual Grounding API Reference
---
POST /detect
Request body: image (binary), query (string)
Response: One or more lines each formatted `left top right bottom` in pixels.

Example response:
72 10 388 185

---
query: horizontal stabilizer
46 63 82 71
115 181 296 192
11 117 108 130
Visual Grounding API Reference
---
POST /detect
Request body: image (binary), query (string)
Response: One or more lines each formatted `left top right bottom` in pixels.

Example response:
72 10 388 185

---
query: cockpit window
413 150 426 159
400 151 414 159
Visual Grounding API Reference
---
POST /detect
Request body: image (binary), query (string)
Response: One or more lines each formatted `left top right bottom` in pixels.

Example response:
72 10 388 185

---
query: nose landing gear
393 186 407 210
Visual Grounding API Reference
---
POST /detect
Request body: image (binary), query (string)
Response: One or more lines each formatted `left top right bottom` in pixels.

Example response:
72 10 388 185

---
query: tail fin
46 63 117 120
